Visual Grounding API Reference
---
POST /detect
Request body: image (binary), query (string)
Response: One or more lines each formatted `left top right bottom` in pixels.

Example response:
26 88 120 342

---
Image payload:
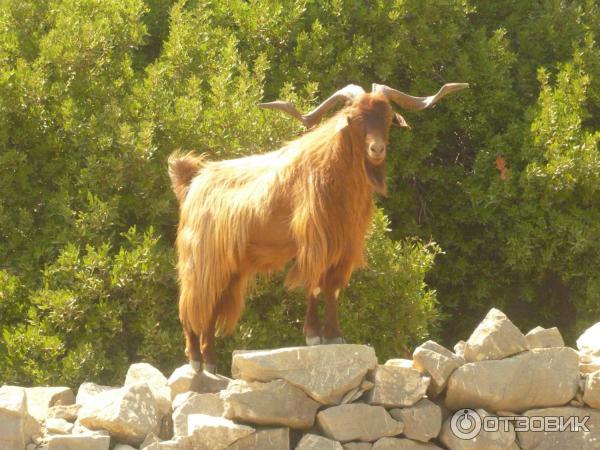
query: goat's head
260 82 468 165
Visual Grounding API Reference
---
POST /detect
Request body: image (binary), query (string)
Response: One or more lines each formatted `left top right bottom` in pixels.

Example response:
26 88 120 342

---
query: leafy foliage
1 0 599 384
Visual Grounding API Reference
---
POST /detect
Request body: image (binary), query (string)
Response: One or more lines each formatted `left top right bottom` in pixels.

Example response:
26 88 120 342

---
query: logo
450 408 482 440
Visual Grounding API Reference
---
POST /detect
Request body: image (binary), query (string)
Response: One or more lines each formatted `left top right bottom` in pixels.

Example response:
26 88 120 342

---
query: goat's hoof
322 336 346 344
190 360 202 372
203 363 217 375
305 335 322 346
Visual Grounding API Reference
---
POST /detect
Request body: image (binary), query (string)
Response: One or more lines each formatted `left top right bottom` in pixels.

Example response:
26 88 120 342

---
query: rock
114 445 138 450
172 392 225 437
316 403 403 443
168 364 231 399
525 326 564 349
517 406 600 449
76 382 117 406
187 413 255 449
46 434 111 450
372 438 442 449
231 345 377 405
343 443 373 450
453 341 466 358
46 417 74 434
412 340 463 397
0 385 41 450
47 404 81 421
71 420 110 436
25 387 75 422
463 308 528 362
389 399 442 442
226 427 290 450
366 365 429 408
583 369 600 408
78 382 159 446
577 322 600 357
173 392 195 410
445 347 579 412
580 354 600 374
439 409 516 450
125 362 172 416
296 433 344 450
222 379 320 429
384 359 413 369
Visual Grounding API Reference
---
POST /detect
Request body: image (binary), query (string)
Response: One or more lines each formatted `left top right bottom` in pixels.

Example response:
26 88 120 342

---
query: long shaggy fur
170 96 387 339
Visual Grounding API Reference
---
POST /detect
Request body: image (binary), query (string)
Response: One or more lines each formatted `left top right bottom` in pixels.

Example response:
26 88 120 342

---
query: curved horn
372 82 469 111
259 84 365 128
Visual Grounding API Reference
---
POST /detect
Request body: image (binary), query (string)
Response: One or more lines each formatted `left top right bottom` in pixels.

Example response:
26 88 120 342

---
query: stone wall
1 308 599 450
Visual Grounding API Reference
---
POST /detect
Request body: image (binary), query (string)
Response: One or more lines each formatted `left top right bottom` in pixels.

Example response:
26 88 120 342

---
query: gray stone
384 359 413 369
343 443 373 450
47 404 81 422
226 427 290 450
517 406 600 449
187 413 255 450
46 434 110 450
78 383 159 446
577 322 600 357
172 392 225 437
222 379 320 429
525 326 564 349
232 345 377 405
439 409 516 450
366 365 429 408
46 417 74 434
0 385 41 450
25 387 75 422
372 438 442 449
76 382 117 406
296 434 344 450
464 308 528 362
125 362 172 416
584 369 600 408
412 340 463 397
168 364 231 399
389 399 442 442
453 341 466 358
317 403 403 443
445 347 579 412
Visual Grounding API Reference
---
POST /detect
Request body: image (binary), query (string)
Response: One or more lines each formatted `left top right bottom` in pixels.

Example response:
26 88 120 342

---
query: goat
168 82 468 373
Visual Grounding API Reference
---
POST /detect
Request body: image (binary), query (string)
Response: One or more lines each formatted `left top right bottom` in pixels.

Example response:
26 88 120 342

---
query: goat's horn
372 82 469 111
259 84 365 128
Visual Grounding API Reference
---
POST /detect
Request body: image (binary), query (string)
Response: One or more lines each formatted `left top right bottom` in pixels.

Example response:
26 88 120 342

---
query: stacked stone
1 309 600 450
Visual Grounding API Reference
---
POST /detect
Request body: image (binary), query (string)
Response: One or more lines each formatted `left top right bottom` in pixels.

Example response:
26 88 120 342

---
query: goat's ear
392 112 411 129
334 115 350 133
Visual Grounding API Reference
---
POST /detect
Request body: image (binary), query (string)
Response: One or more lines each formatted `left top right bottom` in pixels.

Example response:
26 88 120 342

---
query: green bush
1 0 599 385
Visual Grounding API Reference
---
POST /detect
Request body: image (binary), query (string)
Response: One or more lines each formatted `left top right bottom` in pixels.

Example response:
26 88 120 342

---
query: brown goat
168 82 468 373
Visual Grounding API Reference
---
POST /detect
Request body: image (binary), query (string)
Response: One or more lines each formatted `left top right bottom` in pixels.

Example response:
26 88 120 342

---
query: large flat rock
517 406 600 449
78 383 159 446
389 399 441 442
317 403 403 443
46 434 110 450
445 347 579 412
25 386 74 422
125 363 171 416
221 379 320 429
187 413 255 450
231 345 377 405
0 385 41 450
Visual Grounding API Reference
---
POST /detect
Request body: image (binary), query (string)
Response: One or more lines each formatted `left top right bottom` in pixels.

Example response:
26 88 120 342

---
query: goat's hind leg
184 327 203 372
321 264 351 344
304 288 322 345
200 313 217 374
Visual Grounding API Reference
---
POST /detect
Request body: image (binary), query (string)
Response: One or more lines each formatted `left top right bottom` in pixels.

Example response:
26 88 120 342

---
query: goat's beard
365 159 387 196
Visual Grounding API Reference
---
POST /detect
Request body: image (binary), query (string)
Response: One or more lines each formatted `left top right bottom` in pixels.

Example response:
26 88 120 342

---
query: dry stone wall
1 308 599 450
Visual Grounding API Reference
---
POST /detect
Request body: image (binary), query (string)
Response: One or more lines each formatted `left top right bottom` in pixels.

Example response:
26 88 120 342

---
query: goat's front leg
185 327 203 372
200 313 217 374
321 263 352 344
304 288 322 345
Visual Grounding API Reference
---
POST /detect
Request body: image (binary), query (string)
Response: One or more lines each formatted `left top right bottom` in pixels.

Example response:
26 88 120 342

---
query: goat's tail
168 151 207 203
